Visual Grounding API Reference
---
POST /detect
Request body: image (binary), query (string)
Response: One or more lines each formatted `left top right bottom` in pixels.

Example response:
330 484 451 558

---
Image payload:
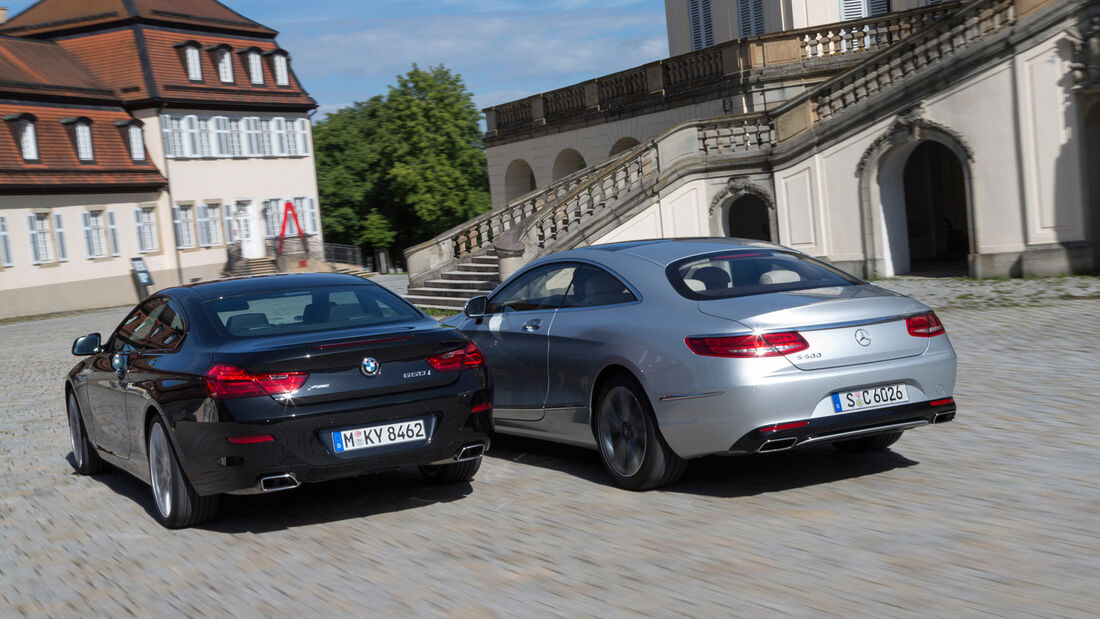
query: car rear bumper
725 398 957 454
171 389 492 496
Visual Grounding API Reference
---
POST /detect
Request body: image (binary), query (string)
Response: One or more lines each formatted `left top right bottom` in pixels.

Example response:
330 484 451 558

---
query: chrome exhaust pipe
933 411 956 424
758 437 798 452
455 442 486 461
259 473 300 493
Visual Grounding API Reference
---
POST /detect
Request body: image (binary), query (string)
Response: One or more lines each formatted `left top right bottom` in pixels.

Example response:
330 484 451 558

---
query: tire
595 375 686 490
147 417 219 528
67 393 105 475
419 456 482 484
833 431 904 453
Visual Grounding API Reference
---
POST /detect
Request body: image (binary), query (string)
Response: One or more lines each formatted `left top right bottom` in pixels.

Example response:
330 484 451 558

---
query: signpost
130 257 153 299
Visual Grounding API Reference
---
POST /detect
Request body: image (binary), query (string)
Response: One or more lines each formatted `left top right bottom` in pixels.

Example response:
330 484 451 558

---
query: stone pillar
584 81 600 111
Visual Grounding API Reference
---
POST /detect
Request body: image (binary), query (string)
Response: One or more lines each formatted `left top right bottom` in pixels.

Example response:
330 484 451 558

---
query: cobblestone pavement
1 279 1098 616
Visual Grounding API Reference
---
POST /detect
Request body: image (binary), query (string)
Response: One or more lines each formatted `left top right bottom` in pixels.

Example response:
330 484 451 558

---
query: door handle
523 319 542 332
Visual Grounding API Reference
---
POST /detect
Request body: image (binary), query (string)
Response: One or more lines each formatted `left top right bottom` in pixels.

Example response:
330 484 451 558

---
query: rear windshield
203 285 422 337
666 249 863 300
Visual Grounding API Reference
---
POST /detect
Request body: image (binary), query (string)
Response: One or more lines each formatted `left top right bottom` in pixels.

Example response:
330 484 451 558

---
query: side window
111 299 184 352
487 263 578 313
560 265 636 308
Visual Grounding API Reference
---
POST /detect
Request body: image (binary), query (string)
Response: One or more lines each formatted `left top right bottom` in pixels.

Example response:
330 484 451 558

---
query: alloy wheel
598 385 648 478
148 422 174 519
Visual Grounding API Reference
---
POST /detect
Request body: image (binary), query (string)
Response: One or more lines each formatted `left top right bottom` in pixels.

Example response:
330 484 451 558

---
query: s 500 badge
404 370 430 379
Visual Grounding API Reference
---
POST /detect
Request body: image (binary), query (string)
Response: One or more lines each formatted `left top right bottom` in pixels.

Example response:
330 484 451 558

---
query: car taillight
686 332 809 357
426 341 485 372
906 312 945 337
202 363 308 399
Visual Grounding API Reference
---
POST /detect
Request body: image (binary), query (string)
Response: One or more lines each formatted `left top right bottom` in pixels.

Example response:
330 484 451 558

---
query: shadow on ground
70 452 473 533
486 433 920 498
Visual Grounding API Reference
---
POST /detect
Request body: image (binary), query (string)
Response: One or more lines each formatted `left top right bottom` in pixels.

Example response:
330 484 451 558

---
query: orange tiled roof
0 35 117 101
0 103 166 192
0 0 275 38
139 28 314 109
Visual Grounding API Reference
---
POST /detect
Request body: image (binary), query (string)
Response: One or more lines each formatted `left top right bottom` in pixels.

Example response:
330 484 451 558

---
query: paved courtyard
1 277 1098 616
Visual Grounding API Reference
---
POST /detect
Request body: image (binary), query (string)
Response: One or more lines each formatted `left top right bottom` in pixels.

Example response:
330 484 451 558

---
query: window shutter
82 211 94 259
296 119 310 155
172 206 183 249
53 213 67 262
0 215 10 267
223 204 235 243
183 115 199 158
161 115 174 158
868 0 890 16
841 0 864 20
107 211 119 256
752 0 765 35
197 204 210 247
27 214 40 264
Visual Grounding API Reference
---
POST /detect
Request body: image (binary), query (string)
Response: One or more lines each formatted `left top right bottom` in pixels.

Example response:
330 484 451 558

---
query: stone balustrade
484 2 962 140
801 3 959 59
807 0 1016 124
698 117 775 155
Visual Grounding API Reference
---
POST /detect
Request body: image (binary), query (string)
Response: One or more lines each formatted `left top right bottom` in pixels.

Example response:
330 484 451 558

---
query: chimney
0 8 7 25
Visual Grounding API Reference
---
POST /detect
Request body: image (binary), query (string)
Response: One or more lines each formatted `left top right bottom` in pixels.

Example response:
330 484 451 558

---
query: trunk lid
697 285 931 370
213 321 470 404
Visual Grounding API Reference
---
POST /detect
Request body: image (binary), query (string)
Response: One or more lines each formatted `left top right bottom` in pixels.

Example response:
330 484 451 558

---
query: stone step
441 270 499 281
454 262 499 272
424 279 497 290
405 295 468 309
406 286 489 299
468 256 498 265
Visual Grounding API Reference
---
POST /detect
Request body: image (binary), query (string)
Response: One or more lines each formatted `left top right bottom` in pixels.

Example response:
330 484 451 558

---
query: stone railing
525 143 659 250
483 2 962 139
803 0 1016 125
698 117 775 156
406 113 775 286
800 2 960 58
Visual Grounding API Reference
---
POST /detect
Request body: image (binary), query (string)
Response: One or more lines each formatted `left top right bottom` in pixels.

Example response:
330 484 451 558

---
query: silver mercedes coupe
446 239 957 490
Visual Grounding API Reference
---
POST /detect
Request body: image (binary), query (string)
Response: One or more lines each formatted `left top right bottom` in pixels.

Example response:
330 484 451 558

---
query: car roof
556 238 787 267
158 272 376 301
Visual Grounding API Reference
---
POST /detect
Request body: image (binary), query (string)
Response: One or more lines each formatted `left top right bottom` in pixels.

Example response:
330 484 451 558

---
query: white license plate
831 383 909 413
332 419 427 453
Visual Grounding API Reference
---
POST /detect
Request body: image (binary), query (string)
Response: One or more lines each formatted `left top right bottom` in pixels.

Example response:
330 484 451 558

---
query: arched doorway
727 194 771 241
874 136 971 277
899 141 969 275
504 159 537 203
552 148 586 181
1085 100 1100 270
609 137 640 157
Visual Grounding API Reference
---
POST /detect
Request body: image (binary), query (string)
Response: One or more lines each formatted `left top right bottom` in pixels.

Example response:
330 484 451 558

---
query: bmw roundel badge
360 357 381 377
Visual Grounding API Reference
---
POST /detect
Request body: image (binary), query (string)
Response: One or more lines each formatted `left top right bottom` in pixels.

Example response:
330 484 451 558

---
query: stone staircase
330 264 375 279
405 249 500 310
226 257 278 277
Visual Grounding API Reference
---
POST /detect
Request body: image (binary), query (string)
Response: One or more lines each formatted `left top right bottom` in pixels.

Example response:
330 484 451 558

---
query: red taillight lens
930 398 954 407
471 401 492 413
426 341 486 372
202 363 308 399
686 332 809 357
906 312 945 337
226 434 275 444
759 421 810 433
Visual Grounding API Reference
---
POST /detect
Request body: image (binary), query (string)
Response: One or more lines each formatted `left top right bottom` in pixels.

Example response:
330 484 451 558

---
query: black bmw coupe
66 273 492 528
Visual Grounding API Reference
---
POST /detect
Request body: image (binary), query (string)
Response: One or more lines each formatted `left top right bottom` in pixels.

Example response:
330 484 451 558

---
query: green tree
313 65 490 256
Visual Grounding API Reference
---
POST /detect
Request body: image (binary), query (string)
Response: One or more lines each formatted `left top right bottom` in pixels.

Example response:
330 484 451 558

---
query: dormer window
247 50 263 85
116 119 145 161
129 125 145 161
4 113 38 161
207 45 234 83
271 52 290 86
174 41 203 81
62 117 95 162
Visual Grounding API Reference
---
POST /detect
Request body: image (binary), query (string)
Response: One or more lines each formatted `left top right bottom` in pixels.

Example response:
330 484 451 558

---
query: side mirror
464 296 488 319
72 333 101 356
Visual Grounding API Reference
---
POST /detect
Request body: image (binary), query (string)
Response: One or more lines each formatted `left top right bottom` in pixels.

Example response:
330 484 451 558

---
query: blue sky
5 0 670 120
